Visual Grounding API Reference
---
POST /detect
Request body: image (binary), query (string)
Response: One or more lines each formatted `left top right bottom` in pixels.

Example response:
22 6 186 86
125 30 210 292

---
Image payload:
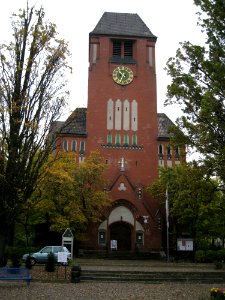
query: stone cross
118 157 126 171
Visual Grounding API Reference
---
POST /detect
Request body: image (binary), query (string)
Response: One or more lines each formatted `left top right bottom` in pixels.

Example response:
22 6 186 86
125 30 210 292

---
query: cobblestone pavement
0 281 216 300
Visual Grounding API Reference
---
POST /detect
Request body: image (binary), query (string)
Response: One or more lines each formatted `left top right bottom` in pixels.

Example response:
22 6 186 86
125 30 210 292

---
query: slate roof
90 12 157 39
58 108 87 135
61 107 87 135
55 109 174 140
157 113 175 139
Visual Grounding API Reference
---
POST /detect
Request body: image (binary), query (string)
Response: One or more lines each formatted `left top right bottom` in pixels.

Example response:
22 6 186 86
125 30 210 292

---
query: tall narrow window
158 144 164 158
107 132 112 144
167 145 172 160
107 99 114 130
167 145 172 167
124 134 129 145
131 100 138 131
123 99 130 130
71 140 77 152
124 41 133 58
132 134 137 145
92 44 98 63
175 146 180 163
148 47 153 66
113 41 121 58
63 140 68 151
175 146 180 157
80 141 85 153
115 100 122 130
158 144 164 167
115 134 121 144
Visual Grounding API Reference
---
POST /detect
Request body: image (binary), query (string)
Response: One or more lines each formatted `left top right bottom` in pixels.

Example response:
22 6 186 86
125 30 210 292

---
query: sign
110 240 117 250
177 238 193 251
62 228 74 258
62 228 73 238
57 252 68 263
98 231 106 245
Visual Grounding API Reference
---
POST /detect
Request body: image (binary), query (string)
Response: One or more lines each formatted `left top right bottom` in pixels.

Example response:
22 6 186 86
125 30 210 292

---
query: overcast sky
1 0 205 123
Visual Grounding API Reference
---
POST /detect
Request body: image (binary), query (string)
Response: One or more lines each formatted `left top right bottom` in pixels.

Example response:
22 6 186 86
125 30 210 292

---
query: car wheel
30 257 36 266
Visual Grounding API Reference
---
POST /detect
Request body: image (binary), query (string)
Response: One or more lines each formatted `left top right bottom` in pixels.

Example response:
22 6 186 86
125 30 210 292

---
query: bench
0 268 31 286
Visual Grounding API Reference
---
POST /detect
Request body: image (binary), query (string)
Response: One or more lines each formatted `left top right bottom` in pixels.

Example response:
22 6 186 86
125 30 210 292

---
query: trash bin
71 265 81 283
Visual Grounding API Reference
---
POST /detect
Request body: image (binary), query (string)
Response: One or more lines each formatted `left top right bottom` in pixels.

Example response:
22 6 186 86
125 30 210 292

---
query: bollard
71 265 81 283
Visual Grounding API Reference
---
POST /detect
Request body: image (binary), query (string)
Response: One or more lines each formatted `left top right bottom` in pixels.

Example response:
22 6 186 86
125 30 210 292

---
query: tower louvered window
124 41 133 58
111 40 135 63
113 41 121 57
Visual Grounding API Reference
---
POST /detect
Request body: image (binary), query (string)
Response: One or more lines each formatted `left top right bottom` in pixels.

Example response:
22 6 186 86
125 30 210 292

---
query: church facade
54 12 184 254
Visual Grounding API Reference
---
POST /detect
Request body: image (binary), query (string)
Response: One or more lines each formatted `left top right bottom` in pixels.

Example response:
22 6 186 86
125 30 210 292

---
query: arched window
80 141 85 153
132 134 137 145
63 140 68 151
175 146 180 158
158 144 163 156
167 145 172 160
115 133 121 144
158 144 164 167
124 134 129 145
71 140 77 152
107 132 112 144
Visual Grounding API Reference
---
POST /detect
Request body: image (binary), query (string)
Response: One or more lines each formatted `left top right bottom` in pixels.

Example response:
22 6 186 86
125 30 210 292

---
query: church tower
54 12 184 255
86 12 161 252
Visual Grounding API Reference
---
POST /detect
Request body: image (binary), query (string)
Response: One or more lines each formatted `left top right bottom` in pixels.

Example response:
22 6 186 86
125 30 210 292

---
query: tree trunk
0 232 8 267
0 211 12 266
8 223 15 247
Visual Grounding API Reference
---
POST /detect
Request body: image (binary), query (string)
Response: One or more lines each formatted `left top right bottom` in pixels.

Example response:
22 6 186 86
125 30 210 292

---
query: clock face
112 66 134 85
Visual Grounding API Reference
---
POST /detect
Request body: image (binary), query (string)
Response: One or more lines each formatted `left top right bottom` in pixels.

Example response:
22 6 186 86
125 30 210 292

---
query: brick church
53 12 184 254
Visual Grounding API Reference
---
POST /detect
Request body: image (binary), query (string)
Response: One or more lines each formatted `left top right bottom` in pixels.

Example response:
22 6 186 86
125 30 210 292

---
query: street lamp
166 185 169 262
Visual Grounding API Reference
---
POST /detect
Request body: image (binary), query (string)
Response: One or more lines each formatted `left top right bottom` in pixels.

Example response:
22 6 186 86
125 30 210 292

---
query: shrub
205 250 217 263
216 249 225 262
210 287 225 299
194 250 205 263
214 261 223 270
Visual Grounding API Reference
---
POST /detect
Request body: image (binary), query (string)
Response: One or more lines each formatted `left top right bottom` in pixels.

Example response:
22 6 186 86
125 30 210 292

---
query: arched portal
109 222 131 251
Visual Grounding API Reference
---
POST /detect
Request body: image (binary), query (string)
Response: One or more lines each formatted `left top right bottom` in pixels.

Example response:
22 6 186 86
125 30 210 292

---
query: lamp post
166 185 169 262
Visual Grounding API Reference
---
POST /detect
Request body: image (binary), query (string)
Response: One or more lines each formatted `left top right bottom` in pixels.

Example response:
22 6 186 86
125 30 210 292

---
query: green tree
0 5 70 264
26 151 110 241
165 0 225 184
147 163 224 245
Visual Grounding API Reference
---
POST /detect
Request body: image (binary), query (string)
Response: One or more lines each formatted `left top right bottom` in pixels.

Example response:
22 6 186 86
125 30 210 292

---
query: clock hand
118 70 123 76
119 71 126 82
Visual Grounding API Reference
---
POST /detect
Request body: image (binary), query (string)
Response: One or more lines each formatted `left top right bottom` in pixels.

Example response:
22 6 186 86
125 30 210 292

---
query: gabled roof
157 113 175 139
90 12 157 39
59 108 87 136
52 108 175 141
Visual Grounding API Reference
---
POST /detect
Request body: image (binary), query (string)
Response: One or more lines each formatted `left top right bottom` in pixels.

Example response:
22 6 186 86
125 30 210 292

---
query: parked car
22 246 72 266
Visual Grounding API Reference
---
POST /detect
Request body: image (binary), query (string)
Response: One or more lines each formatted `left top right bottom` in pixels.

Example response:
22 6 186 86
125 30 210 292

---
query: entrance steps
79 250 162 260
107 251 162 260
80 269 225 283
76 259 225 284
